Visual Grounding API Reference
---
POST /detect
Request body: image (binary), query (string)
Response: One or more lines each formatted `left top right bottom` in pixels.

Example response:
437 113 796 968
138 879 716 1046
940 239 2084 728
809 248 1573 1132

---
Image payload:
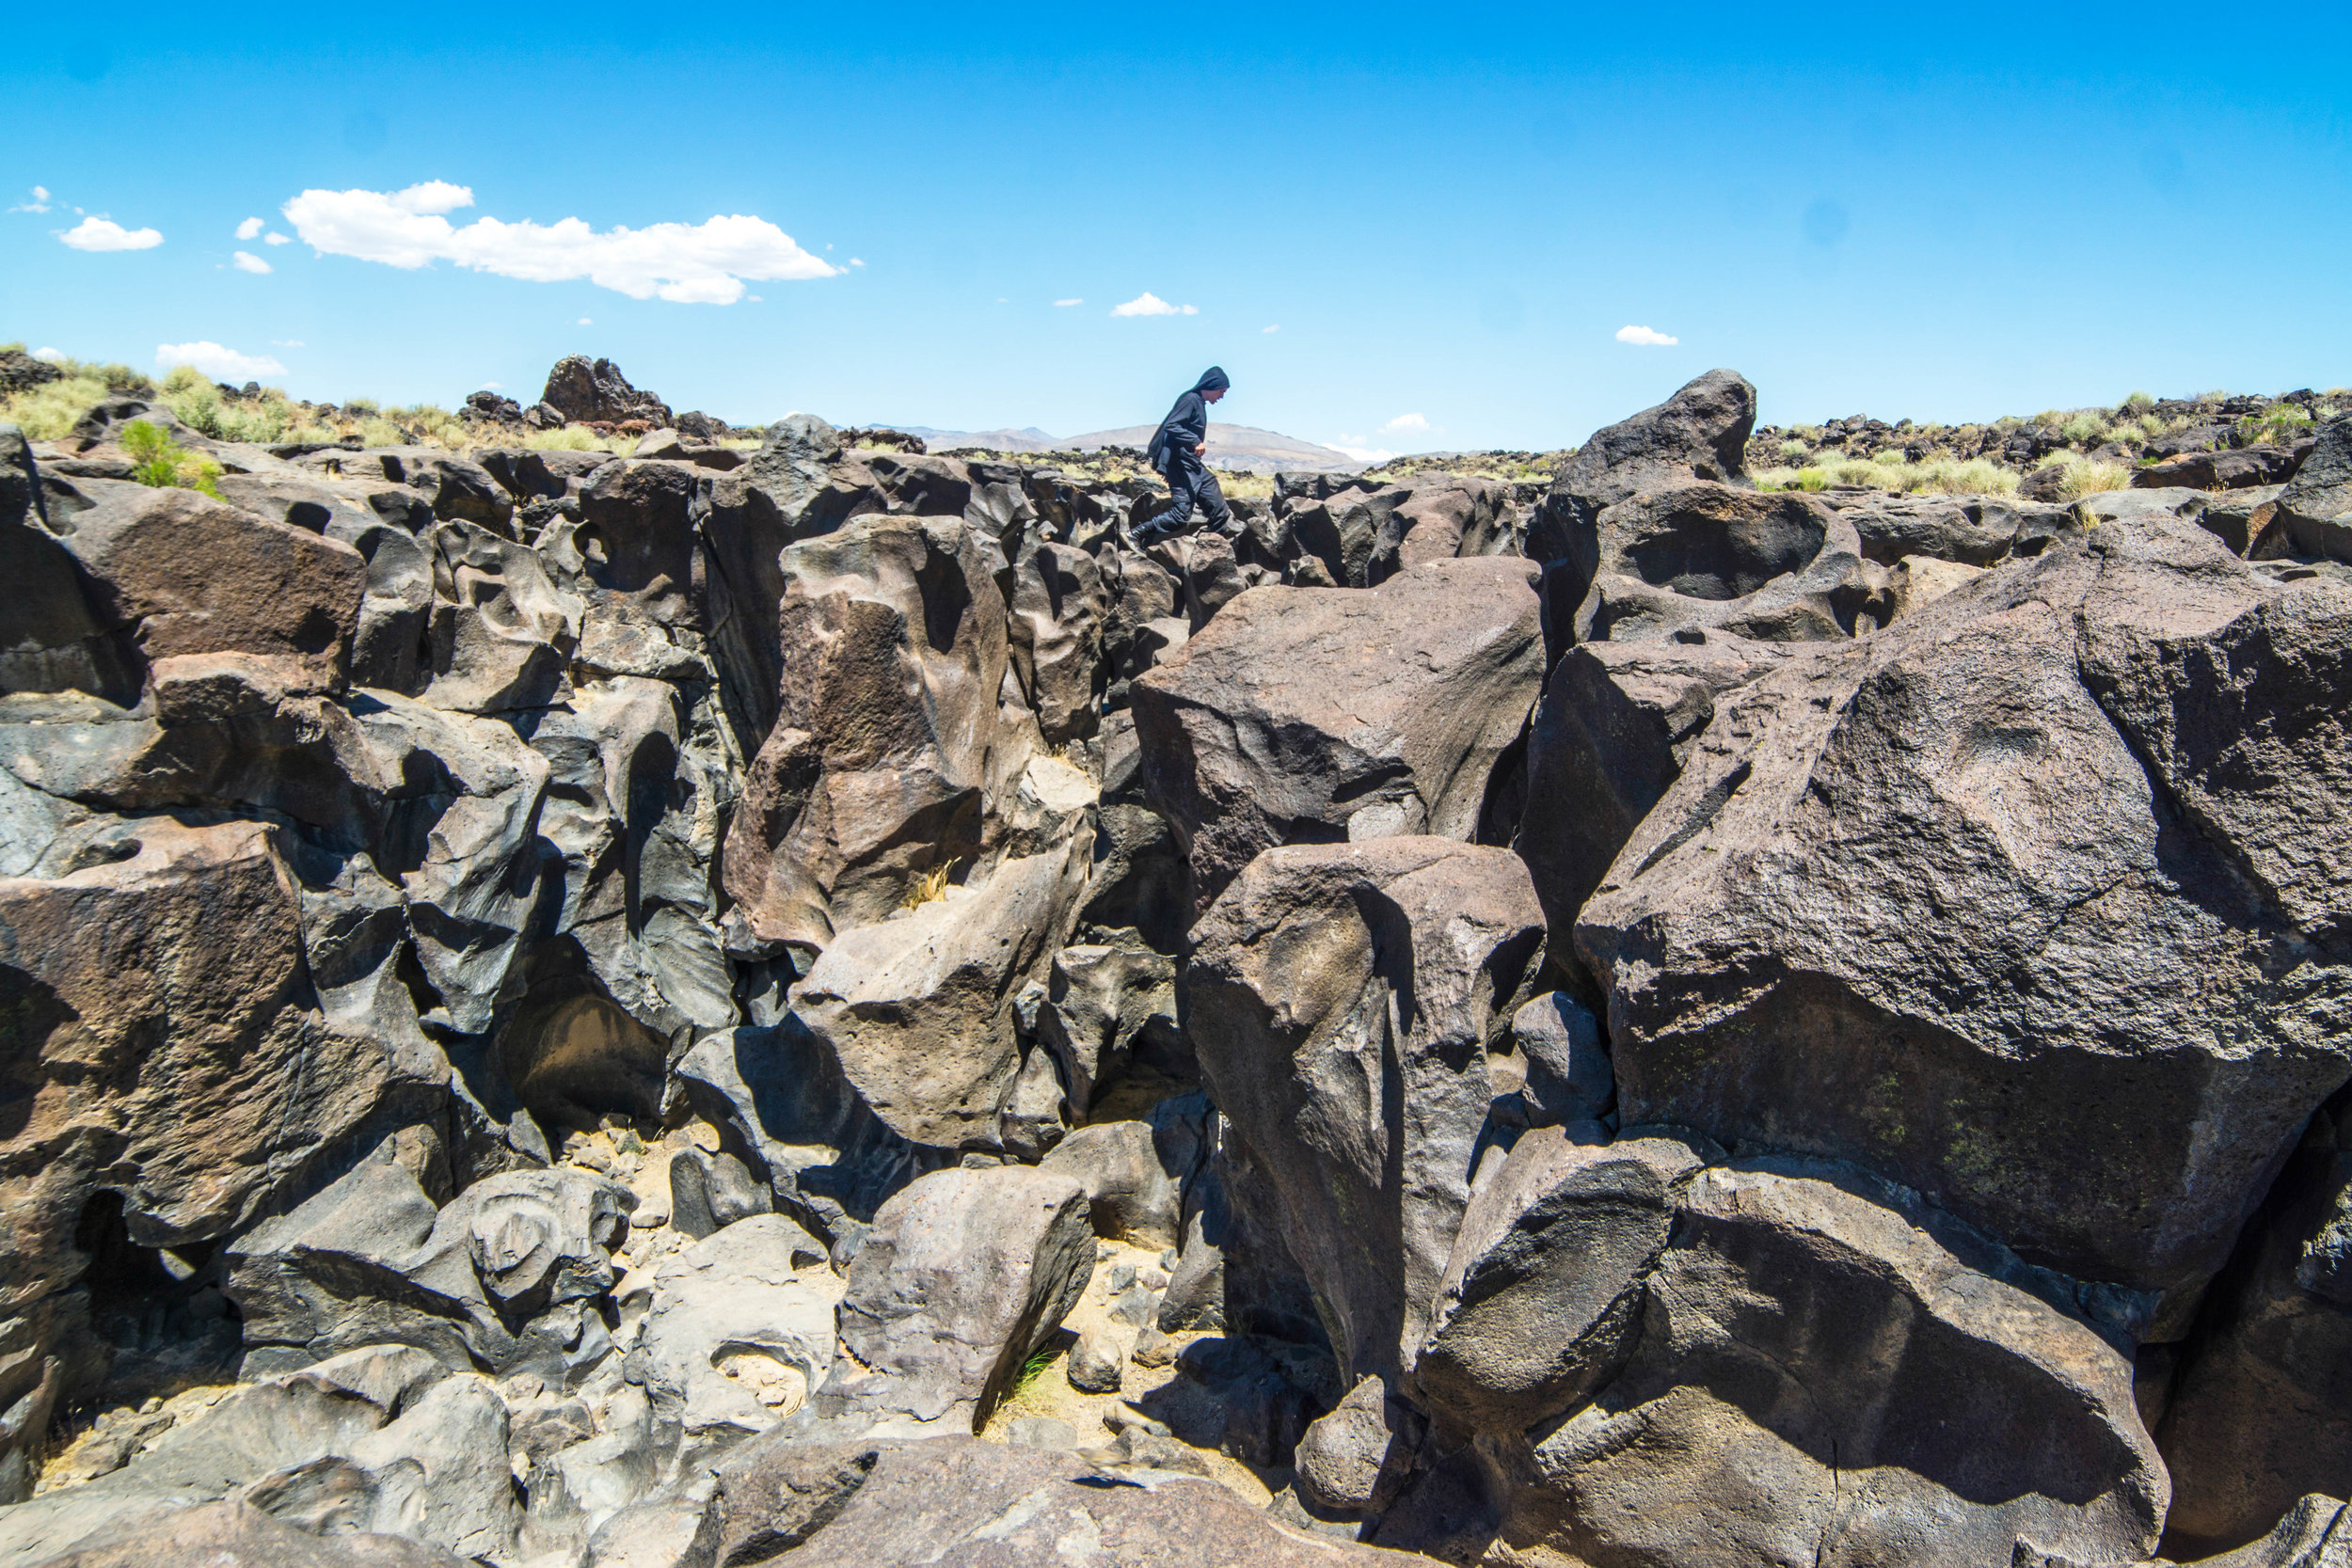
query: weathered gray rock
789 832 1092 1151
699 415 889 747
0 819 443 1482
21 1498 469 1568
1134 557 1546 911
1575 516 2352 1313
1295 1374 1422 1518
1413 1126 1706 1431
228 1162 633 1381
0 430 137 705
1007 535 1108 743
1187 837 1545 1385
1489 1159 2165 1568
707 1435 1415 1567
628 1216 834 1447
421 519 581 712
1501 993 1614 1126
1372 478 1514 581
816 1165 1092 1431
1031 935 1176 1115
0 1348 448 1565
1039 1121 1181 1248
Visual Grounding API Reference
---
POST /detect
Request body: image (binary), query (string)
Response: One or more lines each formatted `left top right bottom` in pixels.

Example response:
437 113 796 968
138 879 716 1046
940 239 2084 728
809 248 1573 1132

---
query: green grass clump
120 420 223 499
2238 404 2315 447
2059 410 2109 447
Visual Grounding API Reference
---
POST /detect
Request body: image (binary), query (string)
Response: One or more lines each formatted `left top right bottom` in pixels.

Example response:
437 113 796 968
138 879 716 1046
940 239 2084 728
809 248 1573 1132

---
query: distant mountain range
892 421 1365 473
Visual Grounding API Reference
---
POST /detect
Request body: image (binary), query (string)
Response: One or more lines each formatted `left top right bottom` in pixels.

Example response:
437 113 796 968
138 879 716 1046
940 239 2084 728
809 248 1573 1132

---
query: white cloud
483 381 502 389
31 347 66 363
10 185 52 214
1383 412 1430 433
1111 292 1198 318
1054 297 1084 308
850 257 865 267
263 230 291 245
1327 441 1398 464
236 216 264 240
578 317 593 325
1263 325 1279 334
1615 324 1679 346
231 250 272 274
155 341 287 379
271 340 305 348
280 181 837 305
59 216 162 251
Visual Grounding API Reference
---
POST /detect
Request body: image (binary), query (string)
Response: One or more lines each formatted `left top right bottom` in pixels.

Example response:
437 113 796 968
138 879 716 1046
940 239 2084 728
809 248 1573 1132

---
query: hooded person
1138 366 1234 543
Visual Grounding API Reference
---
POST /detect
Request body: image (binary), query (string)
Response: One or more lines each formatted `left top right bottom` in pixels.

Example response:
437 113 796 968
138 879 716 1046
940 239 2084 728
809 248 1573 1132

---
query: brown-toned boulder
721 512 1041 956
1513 631 1788 943
53 482 366 690
1186 837 1545 1385
1133 557 1545 912
1528 368 1756 567
1574 515 2352 1316
1572 483 1890 643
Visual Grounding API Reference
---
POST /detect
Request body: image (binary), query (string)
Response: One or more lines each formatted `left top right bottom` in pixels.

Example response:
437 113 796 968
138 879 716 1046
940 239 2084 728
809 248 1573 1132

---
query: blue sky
4 2 2347 454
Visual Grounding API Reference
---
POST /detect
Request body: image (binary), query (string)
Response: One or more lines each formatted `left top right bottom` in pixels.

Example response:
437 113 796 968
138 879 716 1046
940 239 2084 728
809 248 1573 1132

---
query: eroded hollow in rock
1619 490 1827 599
500 989 670 1134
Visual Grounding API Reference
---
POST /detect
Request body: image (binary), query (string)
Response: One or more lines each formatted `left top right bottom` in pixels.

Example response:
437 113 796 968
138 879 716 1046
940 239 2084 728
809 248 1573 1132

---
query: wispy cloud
1054 297 1084 308
231 251 272 274
1263 325 1279 334
1615 324 1678 346
1111 292 1197 318
271 340 305 348
59 215 162 251
263 231 291 245
236 216 264 240
9 185 52 214
1383 412 1429 433
1327 438 1398 464
578 317 593 326
156 341 286 379
280 181 838 305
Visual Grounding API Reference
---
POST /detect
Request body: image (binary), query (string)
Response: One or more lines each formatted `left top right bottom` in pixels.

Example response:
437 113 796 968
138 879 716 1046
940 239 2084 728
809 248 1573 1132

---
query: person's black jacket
1147 367 1229 468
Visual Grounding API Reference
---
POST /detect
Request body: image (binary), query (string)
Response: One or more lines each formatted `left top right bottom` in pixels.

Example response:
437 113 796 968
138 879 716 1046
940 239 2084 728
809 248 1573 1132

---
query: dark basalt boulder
1574 514 2352 1319
537 356 673 430
1132 556 1545 913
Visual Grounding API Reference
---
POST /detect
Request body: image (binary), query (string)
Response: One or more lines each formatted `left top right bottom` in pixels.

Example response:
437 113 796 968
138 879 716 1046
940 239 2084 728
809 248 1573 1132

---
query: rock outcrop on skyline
2 365 2351 1568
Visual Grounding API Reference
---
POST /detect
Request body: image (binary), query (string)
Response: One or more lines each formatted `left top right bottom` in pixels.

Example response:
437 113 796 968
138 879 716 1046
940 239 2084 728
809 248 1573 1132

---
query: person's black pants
1150 457 1232 536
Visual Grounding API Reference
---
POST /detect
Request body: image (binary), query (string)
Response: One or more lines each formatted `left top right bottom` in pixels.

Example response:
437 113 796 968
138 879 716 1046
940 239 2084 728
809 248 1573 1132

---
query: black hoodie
1147 367 1230 467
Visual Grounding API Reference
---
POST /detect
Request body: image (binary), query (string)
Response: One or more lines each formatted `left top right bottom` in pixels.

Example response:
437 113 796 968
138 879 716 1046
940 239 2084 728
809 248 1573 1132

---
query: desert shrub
2060 410 2109 447
2058 456 2133 499
2121 389 2155 411
119 420 223 499
2238 405 2315 447
1 371 112 438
